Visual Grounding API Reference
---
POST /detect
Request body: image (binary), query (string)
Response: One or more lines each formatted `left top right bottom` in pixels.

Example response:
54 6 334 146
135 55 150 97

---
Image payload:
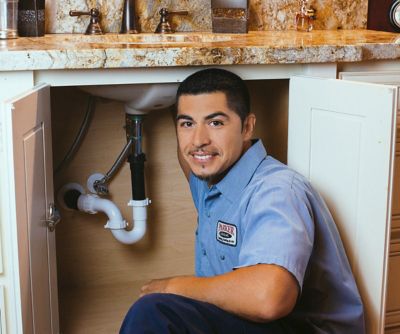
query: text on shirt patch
216 221 237 247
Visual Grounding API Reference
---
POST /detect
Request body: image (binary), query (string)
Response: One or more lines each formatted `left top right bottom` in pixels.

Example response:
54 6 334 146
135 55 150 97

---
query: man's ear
242 113 256 140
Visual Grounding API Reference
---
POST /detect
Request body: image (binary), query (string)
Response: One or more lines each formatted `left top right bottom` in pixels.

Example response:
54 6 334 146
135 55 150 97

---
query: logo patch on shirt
216 221 237 247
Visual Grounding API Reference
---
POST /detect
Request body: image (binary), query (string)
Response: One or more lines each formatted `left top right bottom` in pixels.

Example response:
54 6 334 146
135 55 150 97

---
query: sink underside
79 83 179 114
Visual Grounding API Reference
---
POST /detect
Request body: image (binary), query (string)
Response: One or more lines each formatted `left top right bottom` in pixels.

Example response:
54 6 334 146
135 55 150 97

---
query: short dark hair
176 68 250 124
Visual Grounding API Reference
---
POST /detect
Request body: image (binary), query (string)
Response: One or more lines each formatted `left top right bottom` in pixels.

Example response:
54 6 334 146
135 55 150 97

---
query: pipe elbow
75 193 150 245
110 199 150 244
77 194 127 229
111 220 146 245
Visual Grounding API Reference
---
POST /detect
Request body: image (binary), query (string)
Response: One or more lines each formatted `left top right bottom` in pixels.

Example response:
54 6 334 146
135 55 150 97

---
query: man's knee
120 293 192 333
127 293 167 317
121 294 164 333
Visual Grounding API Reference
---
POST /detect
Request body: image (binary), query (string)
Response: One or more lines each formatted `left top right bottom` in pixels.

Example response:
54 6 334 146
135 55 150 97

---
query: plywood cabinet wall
50 80 289 333
52 87 196 333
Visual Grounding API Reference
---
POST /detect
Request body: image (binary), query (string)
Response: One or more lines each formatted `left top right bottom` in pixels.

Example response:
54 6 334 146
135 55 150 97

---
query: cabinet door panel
6 85 59 334
288 76 397 334
339 71 400 234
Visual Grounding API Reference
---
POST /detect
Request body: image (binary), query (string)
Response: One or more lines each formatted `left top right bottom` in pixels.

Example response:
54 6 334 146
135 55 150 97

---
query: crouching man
120 68 365 334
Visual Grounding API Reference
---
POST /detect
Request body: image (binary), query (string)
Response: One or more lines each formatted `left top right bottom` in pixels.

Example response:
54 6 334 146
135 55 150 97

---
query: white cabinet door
288 76 398 334
5 84 59 333
338 70 400 332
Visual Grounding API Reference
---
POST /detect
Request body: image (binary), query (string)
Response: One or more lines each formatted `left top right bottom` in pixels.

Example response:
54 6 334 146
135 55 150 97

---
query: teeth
194 154 212 161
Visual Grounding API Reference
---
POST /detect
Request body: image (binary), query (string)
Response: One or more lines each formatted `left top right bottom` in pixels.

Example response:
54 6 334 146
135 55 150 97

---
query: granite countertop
0 30 399 71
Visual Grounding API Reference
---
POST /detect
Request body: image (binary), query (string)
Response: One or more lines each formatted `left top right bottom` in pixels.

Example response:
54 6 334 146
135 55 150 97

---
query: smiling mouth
193 154 213 161
190 151 217 163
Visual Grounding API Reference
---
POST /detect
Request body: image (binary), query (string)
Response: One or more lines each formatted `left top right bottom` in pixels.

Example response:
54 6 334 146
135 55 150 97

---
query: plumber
120 68 365 333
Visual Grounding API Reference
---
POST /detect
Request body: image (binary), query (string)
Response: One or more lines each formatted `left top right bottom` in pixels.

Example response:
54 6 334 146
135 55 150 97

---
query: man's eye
180 121 193 128
210 120 223 127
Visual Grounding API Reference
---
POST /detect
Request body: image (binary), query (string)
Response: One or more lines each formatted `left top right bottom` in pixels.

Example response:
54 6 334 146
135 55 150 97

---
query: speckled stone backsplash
45 0 368 33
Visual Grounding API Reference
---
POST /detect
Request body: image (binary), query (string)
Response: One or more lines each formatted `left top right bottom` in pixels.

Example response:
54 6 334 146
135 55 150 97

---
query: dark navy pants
120 293 296 334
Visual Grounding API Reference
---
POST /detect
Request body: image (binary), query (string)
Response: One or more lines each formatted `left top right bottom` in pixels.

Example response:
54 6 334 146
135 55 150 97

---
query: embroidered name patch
216 221 237 247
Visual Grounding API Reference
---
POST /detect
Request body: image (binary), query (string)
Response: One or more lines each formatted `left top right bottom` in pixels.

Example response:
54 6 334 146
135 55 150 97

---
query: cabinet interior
50 79 289 333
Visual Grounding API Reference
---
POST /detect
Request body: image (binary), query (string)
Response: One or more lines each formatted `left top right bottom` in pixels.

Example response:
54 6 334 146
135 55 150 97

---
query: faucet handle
155 8 189 33
69 8 103 35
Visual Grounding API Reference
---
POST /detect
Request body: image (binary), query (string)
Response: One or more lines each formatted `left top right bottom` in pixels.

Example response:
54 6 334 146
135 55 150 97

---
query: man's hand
140 277 174 297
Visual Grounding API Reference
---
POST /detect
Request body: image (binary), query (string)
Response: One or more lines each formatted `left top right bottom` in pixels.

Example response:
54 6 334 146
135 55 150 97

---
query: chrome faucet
120 0 138 34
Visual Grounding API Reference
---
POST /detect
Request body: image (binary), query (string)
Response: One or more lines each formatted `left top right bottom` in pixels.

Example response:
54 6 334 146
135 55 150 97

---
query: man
120 68 365 333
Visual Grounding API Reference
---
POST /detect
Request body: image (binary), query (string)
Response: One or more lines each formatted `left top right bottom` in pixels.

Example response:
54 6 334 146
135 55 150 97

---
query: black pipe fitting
128 153 146 200
63 189 82 210
125 114 147 201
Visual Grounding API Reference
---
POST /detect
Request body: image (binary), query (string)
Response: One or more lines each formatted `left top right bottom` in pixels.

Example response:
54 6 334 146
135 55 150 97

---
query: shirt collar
209 139 267 203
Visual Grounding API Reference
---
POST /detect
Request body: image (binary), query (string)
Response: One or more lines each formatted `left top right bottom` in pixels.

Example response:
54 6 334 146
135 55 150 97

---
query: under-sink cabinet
1 62 400 333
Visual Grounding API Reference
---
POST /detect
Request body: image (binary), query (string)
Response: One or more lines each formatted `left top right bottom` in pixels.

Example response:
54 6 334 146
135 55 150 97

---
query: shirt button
207 212 211 217
202 249 207 256
220 255 225 260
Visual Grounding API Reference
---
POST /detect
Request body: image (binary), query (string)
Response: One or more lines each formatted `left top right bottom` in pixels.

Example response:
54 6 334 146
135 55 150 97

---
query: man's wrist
166 276 194 296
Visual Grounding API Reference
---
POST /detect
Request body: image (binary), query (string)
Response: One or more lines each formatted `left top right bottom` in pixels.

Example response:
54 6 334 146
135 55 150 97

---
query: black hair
176 68 250 124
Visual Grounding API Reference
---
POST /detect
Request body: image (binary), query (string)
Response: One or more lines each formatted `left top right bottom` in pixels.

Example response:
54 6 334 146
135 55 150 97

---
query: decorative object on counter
211 0 248 33
367 0 396 32
120 0 138 33
0 0 18 39
18 0 44 37
155 8 189 33
295 0 315 32
69 8 103 35
389 0 400 31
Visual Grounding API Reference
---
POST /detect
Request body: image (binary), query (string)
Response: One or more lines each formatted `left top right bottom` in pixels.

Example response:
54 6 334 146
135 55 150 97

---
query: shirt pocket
215 238 239 271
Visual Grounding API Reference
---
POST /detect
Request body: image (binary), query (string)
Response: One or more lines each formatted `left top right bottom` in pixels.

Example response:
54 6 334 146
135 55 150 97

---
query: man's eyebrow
205 112 229 120
176 112 229 122
176 114 193 122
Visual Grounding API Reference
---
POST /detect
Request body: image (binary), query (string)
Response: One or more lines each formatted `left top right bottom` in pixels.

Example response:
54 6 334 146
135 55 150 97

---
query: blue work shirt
189 139 365 333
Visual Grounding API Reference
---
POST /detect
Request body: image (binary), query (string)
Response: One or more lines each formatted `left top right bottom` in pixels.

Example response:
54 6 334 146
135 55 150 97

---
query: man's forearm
140 264 298 323
167 274 271 322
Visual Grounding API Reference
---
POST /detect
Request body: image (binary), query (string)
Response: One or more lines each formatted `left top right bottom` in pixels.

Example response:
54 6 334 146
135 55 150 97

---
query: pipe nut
104 219 128 230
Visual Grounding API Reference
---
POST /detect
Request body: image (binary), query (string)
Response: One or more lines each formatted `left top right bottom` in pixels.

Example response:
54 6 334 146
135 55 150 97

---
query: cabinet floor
59 280 146 333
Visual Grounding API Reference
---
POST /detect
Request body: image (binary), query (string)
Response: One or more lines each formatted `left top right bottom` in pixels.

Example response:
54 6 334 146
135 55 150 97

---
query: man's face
176 92 255 185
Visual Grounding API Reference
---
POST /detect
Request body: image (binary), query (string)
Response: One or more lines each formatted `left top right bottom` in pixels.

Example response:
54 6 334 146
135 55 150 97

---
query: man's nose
193 125 210 148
